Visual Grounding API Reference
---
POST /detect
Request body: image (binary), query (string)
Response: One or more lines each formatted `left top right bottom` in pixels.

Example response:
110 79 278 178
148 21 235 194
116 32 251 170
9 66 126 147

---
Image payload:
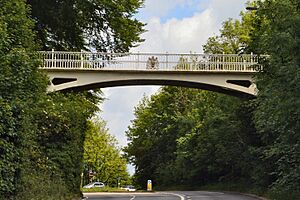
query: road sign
147 180 152 191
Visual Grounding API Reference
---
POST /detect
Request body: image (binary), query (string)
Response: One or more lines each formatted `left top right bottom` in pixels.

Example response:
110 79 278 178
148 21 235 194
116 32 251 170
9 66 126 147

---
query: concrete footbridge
39 51 263 97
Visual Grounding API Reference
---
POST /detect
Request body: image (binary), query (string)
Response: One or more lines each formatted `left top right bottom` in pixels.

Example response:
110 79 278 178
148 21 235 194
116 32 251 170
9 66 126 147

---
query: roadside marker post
147 180 152 191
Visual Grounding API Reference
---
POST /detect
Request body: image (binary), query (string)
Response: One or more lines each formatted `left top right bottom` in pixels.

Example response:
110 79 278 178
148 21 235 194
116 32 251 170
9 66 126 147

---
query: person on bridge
146 56 159 69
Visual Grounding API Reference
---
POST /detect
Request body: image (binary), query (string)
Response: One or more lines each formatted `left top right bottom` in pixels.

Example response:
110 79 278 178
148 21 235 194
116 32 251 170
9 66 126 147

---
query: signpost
147 180 152 191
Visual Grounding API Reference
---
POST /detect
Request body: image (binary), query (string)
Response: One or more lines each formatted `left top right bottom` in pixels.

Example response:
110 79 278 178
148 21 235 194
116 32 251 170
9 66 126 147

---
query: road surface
83 191 260 200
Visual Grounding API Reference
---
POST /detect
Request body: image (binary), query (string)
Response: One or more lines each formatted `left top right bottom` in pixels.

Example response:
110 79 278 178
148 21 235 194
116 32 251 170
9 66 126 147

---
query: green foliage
16 168 71 200
124 86 261 190
83 119 130 187
12 91 101 200
0 6 102 195
0 0 37 51
0 0 48 198
251 0 300 198
37 93 99 194
81 186 125 193
1 0 144 199
0 102 18 197
27 0 145 52
203 10 256 54
125 87 198 187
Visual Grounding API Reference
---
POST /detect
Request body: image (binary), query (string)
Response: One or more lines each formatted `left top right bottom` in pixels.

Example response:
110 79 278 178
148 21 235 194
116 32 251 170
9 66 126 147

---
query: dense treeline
125 88 263 189
0 0 144 199
125 1 300 199
253 0 300 198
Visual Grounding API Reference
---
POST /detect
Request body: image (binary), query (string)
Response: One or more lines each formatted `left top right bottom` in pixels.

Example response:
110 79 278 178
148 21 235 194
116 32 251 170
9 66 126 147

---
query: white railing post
222 52 225 71
138 52 140 70
51 49 56 68
250 52 253 71
243 56 246 71
80 50 84 68
166 52 168 70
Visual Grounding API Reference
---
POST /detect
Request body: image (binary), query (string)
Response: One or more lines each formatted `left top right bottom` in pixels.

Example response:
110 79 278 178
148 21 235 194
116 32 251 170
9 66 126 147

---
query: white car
122 185 136 192
83 182 105 189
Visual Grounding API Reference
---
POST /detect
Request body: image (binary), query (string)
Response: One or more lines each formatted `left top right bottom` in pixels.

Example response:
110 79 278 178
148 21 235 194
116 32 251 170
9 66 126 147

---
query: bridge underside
45 69 257 98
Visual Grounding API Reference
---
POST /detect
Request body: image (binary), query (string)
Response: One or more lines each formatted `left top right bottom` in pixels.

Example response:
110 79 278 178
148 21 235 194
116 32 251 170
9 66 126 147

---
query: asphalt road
83 191 260 200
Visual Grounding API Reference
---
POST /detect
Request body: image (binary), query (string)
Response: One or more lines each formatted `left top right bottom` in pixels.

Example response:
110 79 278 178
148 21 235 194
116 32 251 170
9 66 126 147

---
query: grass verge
82 187 132 193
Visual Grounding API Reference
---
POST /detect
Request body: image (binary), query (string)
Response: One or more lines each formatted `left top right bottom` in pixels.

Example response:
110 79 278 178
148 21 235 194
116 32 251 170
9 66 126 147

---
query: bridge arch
46 69 257 98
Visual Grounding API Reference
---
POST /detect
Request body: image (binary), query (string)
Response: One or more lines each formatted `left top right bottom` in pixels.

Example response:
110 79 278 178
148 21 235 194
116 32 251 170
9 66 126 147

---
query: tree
125 85 262 189
203 0 300 197
250 0 300 198
124 87 200 187
83 119 130 187
199 3 272 190
203 9 256 54
27 0 145 52
0 0 48 198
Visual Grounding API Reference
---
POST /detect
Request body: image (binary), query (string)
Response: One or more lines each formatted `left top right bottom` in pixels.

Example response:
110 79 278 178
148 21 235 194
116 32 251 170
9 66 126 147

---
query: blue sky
100 0 250 175
136 0 208 23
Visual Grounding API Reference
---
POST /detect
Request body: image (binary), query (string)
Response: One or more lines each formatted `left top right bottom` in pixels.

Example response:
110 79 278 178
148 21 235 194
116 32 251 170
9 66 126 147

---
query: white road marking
189 196 223 198
130 195 136 200
161 192 185 200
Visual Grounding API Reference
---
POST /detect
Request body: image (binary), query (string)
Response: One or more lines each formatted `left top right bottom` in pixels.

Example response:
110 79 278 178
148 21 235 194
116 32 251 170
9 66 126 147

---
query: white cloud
135 0 248 53
134 9 217 53
101 0 249 154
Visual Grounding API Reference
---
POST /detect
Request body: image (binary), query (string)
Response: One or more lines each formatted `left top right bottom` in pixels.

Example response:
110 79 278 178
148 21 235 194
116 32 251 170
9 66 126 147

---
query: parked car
121 185 136 192
83 182 105 189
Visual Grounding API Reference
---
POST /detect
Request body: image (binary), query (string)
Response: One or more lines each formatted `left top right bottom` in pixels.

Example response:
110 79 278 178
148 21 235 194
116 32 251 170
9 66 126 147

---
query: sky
100 0 250 174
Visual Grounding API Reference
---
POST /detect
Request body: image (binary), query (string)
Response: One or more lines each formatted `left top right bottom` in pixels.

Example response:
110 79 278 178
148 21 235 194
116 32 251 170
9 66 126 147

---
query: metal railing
39 50 263 72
